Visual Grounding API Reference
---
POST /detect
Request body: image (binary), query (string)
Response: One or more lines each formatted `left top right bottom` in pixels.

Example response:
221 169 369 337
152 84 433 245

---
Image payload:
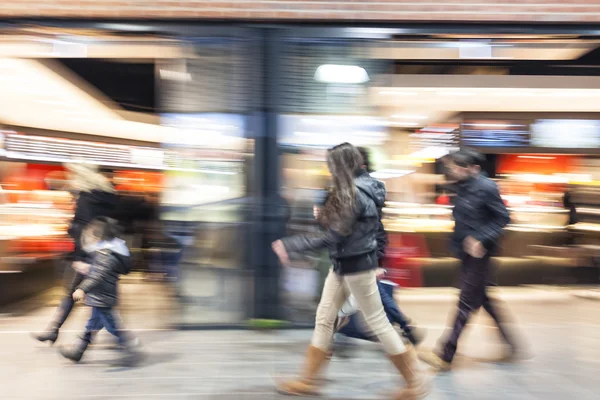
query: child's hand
72 261 91 275
72 289 85 302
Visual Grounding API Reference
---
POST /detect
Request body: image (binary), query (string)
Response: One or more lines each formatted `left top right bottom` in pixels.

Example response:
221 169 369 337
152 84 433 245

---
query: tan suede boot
389 347 430 400
308 350 333 386
276 345 330 396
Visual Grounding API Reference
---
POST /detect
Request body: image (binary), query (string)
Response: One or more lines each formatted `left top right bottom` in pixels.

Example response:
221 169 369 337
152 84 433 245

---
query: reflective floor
1 287 598 399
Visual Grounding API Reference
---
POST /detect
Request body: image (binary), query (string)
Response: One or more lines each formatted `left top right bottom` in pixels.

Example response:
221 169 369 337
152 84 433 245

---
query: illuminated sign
461 121 530 147
531 120 600 149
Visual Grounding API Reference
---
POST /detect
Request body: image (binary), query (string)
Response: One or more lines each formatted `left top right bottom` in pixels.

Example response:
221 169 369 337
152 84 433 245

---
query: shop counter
0 230 72 308
383 226 594 288
0 249 65 308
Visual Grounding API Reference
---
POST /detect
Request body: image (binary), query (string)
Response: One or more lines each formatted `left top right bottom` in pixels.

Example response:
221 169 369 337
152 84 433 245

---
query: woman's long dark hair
319 143 363 234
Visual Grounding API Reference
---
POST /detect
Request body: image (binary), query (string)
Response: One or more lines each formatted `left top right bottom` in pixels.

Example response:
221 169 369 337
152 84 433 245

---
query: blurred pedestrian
59 217 139 366
419 149 520 371
33 163 118 345
138 192 187 285
332 147 425 350
272 143 428 399
563 187 578 226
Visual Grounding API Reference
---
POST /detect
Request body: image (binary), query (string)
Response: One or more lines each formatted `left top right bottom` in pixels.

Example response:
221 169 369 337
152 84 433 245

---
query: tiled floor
1 286 598 399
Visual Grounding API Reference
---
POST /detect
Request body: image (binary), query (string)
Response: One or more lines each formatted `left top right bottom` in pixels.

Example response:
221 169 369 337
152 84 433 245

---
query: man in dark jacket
59 217 138 365
33 163 119 344
420 149 519 371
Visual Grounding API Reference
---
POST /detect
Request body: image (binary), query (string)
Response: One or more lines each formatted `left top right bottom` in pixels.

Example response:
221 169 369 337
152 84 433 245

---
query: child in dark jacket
59 217 139 365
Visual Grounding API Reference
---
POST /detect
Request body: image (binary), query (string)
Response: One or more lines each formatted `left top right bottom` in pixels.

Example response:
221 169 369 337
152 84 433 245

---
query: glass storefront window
158 37 258 326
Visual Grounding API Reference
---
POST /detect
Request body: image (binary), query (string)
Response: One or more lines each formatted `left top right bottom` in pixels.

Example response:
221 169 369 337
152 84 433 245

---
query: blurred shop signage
160 113 246 150
3 133 165 170
461 120 530 148
531 119 600 149
130 148 164 168
164 148 244 165
409 125 459 153
278 115 388 148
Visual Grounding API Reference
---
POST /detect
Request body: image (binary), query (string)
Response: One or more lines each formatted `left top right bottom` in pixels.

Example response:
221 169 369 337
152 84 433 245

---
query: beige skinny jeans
311 268 406 356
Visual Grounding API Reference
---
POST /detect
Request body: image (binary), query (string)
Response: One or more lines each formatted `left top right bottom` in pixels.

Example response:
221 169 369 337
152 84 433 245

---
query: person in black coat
419 149 521 371
59 217 138 365
272 143 427 399
33 163 119 344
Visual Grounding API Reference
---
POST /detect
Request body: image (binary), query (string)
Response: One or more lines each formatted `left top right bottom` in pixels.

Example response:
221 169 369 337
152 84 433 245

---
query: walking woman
33 163 118 344
272 143 428 399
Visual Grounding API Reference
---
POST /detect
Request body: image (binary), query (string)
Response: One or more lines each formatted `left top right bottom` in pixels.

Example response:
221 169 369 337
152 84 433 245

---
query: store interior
1 27 600 324
279 36 600 291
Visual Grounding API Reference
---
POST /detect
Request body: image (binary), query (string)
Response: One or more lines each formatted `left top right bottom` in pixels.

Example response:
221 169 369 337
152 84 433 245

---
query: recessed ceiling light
159 69 192 82
314 64 369 84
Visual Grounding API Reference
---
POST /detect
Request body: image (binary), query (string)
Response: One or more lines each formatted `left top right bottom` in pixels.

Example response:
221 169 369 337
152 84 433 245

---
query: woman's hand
272 240 290 266
375 268 387 280
313 205 321 220
72 289 86 302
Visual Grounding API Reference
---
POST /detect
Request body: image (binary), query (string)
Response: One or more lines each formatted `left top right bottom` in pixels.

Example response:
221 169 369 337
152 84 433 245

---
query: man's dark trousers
440 253 515 363
52 272 84 328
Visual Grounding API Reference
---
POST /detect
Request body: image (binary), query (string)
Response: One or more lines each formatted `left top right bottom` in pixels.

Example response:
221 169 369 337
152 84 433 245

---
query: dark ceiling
59 59 156 113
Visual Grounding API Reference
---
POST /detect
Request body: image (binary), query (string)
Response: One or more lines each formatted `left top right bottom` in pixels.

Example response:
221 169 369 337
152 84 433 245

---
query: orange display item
8 237 74 254
114 170 163 193
497 154 575 175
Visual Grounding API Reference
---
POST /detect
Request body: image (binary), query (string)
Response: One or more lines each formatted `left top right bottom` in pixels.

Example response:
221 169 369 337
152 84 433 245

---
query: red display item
382 232 429 288
436 194 450 205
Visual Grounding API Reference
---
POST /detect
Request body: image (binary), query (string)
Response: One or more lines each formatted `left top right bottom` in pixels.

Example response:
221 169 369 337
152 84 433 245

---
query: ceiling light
159 69 192 82
314 64 369 84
